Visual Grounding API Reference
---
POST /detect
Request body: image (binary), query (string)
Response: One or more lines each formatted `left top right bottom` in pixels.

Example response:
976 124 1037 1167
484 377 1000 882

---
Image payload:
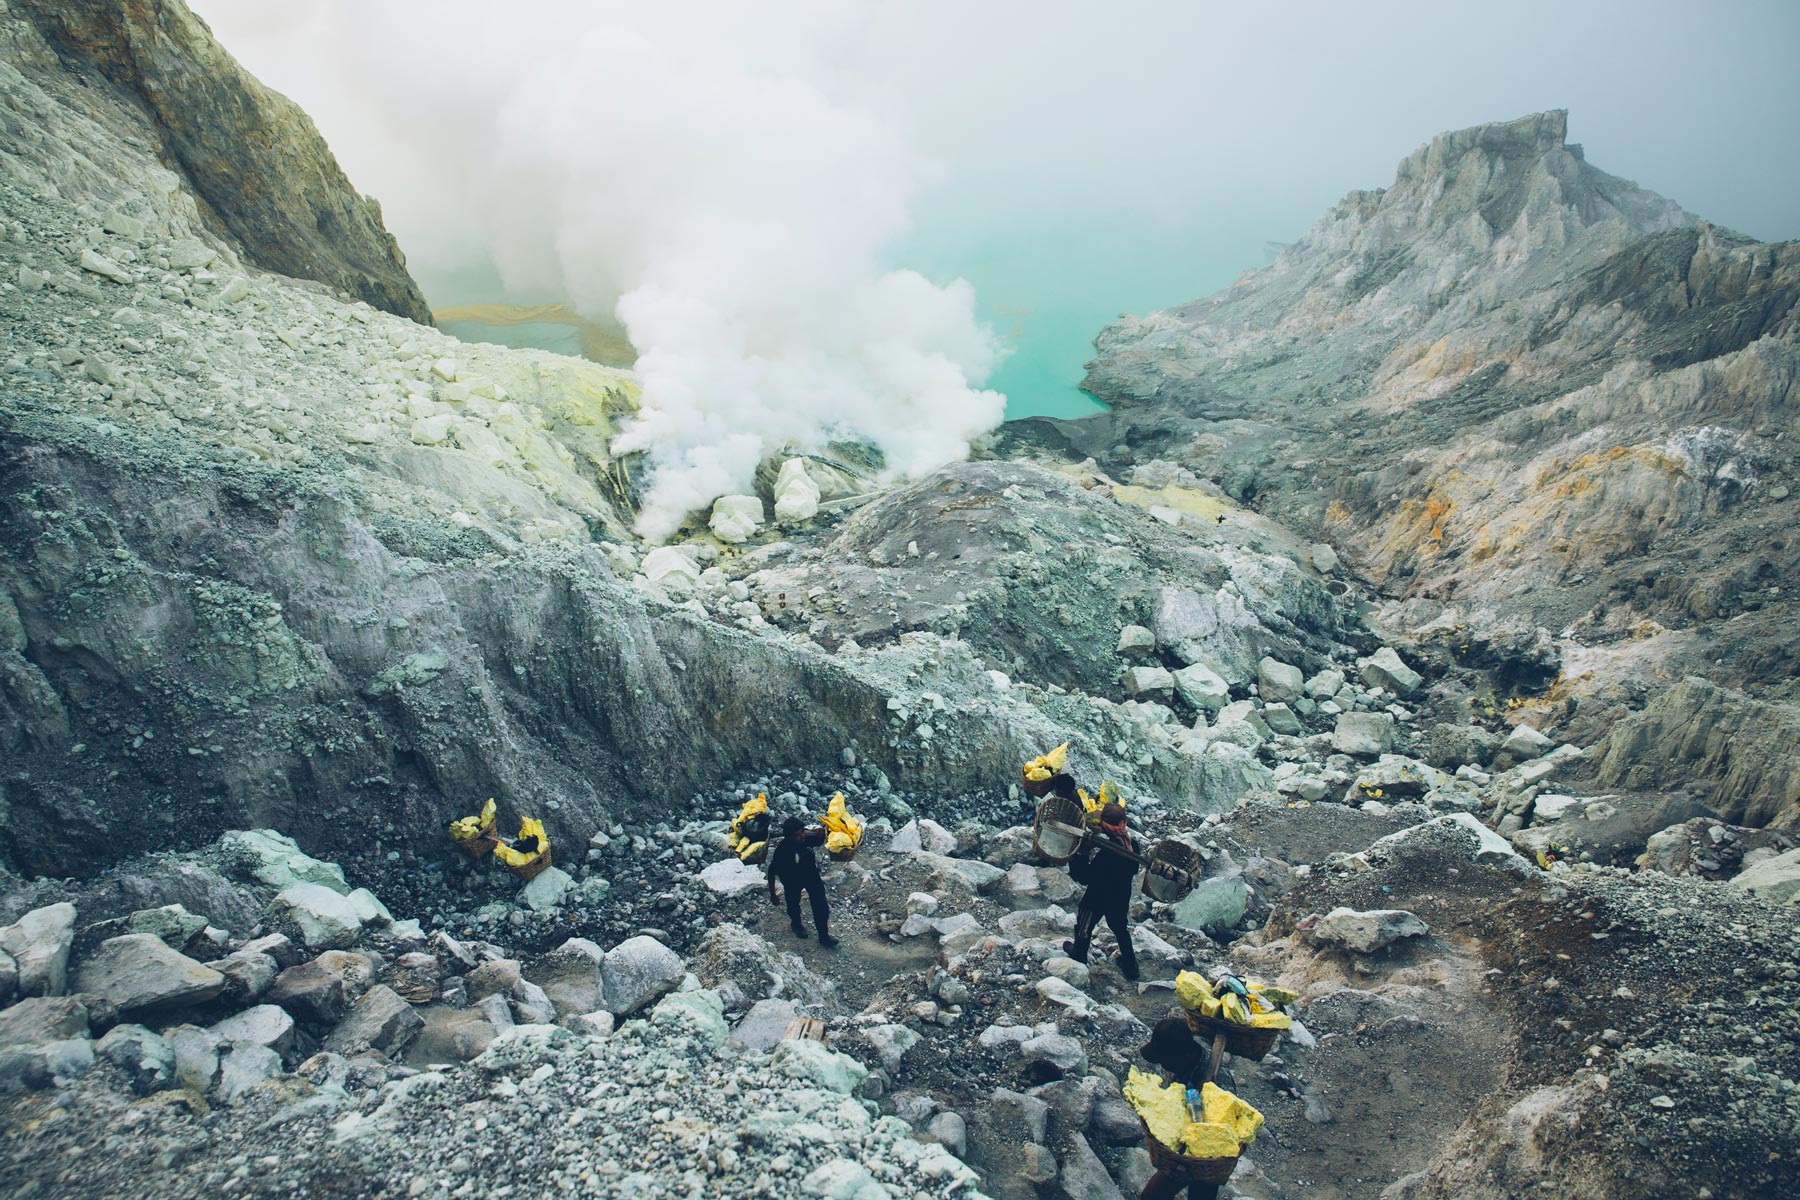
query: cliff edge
15 0 433 325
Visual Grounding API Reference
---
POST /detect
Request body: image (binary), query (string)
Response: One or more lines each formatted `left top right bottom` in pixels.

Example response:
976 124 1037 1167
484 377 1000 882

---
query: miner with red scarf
1062 801 1140 981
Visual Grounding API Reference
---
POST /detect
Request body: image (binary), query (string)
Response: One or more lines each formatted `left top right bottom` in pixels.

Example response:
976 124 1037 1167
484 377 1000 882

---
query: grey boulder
600 936 683 1016
0 903 76 997
1309 907 1430 954
73 934 226 1014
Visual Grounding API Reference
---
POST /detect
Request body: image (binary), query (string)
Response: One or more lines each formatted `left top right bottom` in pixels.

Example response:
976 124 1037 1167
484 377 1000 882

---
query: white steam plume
192 1 1006 540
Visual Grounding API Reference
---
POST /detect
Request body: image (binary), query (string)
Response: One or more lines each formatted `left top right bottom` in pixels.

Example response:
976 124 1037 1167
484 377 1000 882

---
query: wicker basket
504 846 554 881
1032 795 1088 863
1021 770 1053 799
1182 1010 1283 1061
1142 839 1201 903
1139 1119 1238 1185
827 845 859 863
453 830 499 859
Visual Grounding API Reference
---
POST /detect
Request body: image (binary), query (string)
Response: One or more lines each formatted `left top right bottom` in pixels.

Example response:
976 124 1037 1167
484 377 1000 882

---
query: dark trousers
783 877 829 936
1072 889 1137 976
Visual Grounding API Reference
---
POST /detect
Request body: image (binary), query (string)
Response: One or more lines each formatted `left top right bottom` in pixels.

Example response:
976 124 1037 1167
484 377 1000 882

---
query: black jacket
1073 827 1139 902
766 829 826 886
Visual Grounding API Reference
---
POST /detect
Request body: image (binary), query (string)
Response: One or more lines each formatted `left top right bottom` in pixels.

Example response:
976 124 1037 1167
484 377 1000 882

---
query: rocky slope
12 0 432 325
3 8 1799 1200
0 0 1352 880
1059 109 1800 829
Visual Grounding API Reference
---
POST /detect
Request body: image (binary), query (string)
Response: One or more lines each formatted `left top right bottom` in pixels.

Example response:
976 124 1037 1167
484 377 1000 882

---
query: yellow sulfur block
1249 1012 1291 1030
1250 984 1299 1007
1200 1082 1265 1148
1123 1068 1188 1151
1174 971 1217 1011
1181 1121 1240 1159
1217 992 1250 1026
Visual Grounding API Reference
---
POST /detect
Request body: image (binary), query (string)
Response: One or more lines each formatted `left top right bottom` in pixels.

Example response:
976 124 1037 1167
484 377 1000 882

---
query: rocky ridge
1060 109 1800 828
13 0 433 325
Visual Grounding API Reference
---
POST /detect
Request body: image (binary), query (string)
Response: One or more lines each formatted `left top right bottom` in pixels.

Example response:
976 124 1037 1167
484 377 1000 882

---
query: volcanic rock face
1070 108 1800 826
13 0 433 325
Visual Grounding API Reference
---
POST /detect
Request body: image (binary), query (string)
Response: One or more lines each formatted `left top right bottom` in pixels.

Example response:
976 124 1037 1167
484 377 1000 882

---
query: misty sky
195 0 1800 424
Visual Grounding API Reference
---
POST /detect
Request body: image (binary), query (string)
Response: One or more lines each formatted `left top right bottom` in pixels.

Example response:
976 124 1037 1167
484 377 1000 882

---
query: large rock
696 858 766 897
1498 723 1554 764
273 884 364 950
1357 647 1422 696
1020 1032 1087 1078
519 866 575 912
215 1042 284 1103
0 903 76 997
772 1038 867 1095
324 984 424 1056
601 936 684 1016
1332 712 1395 757
1060 1131 1127 1200
210 1004 295 1055
1169 873 1250 932
1122 665 1175 700
730 998 799 1052
219 830 349 894
0 996 88 1047
864 1024 920 1074
1172 662 1230 713
915 852 1007 895
267 951 375 1026
95 1024 174 1094
1258 657 1305 703
465 959 524 1003
709 495 765 543
1308 907 1430 954
72 934 225 1013
1731 848 1800 906
524 939 606 1017
165 1024 225 1093
773 458 821 524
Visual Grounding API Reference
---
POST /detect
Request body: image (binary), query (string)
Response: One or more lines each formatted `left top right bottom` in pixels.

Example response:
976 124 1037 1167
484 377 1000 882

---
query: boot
1117 949 1140 982
791 923 809 939
818 932 840 948
1062 939 1089 964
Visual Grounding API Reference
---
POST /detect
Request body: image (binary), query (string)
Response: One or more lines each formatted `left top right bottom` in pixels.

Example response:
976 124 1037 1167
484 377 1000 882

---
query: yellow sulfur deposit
1022 742 1070 783
1249 1012 1291 1030
493 816 549 868
1217 991 1250 1025
821 792 864 857
1251 984 1299 1007
1200 1083 1264 1148
1181 1121 1240 1159
448 797 497 844
1123 1068 1189 1150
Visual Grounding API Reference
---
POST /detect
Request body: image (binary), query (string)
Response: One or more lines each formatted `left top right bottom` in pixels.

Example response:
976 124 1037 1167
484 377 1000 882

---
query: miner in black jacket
766 816 839 947
1063 801 1140 980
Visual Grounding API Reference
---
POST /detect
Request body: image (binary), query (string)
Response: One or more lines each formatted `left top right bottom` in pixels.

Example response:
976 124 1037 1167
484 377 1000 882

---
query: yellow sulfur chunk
1181 1121 1240 1159
1200 1082 1264 1148
493 816 548 867
1217 992 1250 1026
1250 984 1299 1007
1123 1068 1188 1151
1249 1012 1291 1030
1023 742 1070 782
1174 971 1217 1011
449 797 497 843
